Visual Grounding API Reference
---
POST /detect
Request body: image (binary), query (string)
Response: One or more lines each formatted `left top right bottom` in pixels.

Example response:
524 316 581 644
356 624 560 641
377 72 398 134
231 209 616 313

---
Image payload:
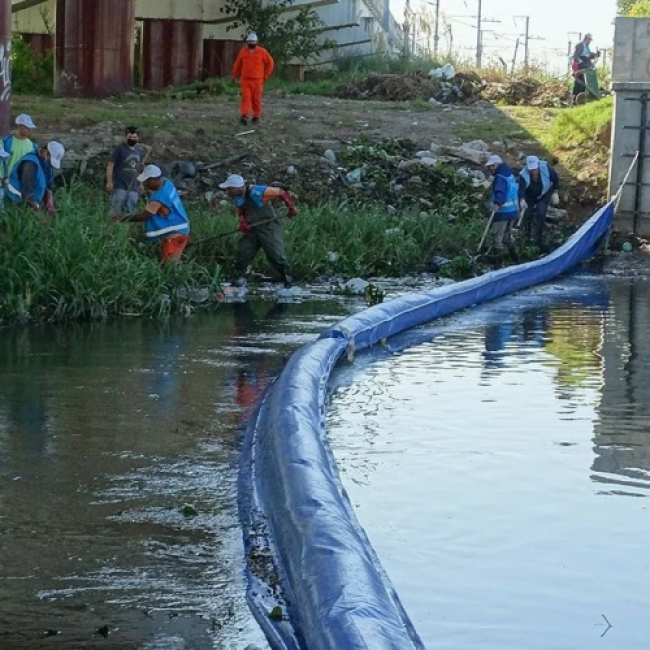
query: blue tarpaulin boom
239 203 615 650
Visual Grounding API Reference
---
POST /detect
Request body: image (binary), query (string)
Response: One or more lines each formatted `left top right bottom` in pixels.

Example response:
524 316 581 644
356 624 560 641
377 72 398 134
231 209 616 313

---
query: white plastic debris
344 278 370 295
429 63 456 80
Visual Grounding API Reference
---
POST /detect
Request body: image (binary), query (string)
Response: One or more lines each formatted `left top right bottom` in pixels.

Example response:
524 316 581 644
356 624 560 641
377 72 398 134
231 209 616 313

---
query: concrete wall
609 17 650 236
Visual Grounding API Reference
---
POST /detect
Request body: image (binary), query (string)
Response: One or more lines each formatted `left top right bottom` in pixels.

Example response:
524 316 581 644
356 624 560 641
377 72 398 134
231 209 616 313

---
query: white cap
247 33 258 43
486 154 502 167
219 174 245 189
0 145 8 159
47 141 65 169
526 155 540 170
16 113 36 129
137 164 162 183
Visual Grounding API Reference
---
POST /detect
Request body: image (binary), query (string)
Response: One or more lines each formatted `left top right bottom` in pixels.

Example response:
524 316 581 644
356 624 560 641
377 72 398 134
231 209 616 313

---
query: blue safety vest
491 173 519 221
520 161 552 198
5 153 47 205
145 179 190 241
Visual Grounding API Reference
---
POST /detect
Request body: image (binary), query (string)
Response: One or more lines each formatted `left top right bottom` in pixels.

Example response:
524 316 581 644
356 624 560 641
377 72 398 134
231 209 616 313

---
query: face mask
234 194 245 207
248 43 257 50
127 138 138 146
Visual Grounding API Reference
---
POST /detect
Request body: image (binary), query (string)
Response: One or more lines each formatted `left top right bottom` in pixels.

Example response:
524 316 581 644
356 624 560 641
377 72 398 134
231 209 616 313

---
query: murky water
0 302 348 650
328 276 650 650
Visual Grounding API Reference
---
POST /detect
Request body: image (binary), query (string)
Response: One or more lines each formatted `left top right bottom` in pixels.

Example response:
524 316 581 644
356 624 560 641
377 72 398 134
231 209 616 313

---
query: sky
395 0 618 74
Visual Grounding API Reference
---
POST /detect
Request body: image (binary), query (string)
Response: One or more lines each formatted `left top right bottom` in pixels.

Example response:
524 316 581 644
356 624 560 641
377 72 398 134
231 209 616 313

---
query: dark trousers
235 218 290 278
523 193 551 246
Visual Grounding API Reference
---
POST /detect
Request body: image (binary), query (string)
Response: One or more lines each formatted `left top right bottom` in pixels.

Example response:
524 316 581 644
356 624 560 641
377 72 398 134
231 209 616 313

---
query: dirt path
13 92 599 218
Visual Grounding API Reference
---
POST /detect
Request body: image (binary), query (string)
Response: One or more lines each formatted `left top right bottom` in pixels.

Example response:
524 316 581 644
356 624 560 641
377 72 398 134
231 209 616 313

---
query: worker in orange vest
232 33 275 126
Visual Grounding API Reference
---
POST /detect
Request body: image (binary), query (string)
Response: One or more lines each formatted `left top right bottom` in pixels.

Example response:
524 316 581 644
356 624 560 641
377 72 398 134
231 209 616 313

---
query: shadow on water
0 301 347 650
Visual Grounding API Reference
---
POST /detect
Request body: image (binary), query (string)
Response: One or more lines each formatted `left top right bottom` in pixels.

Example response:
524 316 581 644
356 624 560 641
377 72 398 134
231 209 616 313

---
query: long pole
433 0 440 58
524 16 530 69
476 0 482 67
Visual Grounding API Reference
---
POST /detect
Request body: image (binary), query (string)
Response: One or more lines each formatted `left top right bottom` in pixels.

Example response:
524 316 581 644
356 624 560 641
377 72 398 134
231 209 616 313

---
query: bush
11 36 53 95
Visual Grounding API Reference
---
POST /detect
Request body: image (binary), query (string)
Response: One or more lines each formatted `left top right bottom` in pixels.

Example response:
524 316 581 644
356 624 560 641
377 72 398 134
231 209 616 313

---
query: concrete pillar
203 39 239 79
55 0 135 97
141 20 203 90
21 33 54 59
0 0 11 136
610 17 650 235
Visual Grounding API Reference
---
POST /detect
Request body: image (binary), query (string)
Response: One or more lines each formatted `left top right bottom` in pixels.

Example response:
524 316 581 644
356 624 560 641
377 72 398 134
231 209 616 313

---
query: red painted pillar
142 20 203 89
55 0 135 96
0 0 11 135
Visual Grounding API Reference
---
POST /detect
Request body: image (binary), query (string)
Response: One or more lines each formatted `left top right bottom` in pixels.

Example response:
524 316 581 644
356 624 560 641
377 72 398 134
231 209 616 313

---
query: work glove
280 190 298 218
238 214 250 233
519 199 528 211
551 191 560 207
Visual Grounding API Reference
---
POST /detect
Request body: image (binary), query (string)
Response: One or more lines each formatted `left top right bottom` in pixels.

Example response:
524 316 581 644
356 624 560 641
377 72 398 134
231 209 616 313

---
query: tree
220 0 330 66
618 0 650 14
629 0 650 15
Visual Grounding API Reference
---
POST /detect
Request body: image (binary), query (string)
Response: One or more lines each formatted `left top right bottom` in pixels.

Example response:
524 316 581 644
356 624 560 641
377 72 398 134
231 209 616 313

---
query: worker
106 126 149 217
218 174 297 287
485 154 519 256
232 33 275 126
3 114 37 176
0 145 8 208
518 155 560 249
115 165 190 264
5 142 65 214
572 34 599 104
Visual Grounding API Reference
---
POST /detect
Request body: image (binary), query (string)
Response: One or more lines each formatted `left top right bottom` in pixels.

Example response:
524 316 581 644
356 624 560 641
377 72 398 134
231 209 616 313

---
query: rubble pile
336 70 483 104
478 76 572 107
336 70 571 108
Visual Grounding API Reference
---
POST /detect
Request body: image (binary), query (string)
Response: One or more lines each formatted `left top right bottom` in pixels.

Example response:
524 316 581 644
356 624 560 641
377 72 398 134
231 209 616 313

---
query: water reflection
327 277 650 650
593 281 650 495
0 302 347 649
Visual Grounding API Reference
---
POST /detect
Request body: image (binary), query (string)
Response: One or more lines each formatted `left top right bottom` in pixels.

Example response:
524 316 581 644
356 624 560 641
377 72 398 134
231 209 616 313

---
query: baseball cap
219 174 245 189
247 33 258 43
47 141 65 169
486 154 502 167
137 164 163 183
526 155 540 170
16 114 36 129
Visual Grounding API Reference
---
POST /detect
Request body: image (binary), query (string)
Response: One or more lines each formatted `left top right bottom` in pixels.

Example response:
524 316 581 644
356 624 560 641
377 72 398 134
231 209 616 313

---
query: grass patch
546 97 613 149
0 184 221 327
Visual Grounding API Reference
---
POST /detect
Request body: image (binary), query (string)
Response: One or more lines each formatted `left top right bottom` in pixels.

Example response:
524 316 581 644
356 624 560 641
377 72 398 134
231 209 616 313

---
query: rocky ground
14 90 606 223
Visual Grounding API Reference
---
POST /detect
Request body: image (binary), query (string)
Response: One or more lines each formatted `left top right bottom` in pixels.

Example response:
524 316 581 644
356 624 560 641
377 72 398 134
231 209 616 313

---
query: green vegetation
619 0 650 15
11 36 53 95
547 97 613 150
0 185 221 327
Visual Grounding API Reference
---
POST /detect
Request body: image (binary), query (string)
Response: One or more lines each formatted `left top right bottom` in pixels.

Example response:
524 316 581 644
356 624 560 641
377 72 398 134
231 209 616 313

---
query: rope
613 151 640 211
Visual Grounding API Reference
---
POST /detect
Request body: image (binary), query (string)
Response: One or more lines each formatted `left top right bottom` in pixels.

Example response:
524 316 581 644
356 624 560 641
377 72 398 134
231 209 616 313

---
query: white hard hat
247 33 259 43
219 174 246 189
16 113 36 129
486 154 502 167
47 141 65 169
526 155 540 170
137 164 163 183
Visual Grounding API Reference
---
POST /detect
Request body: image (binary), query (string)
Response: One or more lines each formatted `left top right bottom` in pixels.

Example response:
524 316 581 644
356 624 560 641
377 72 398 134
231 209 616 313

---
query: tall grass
189 199 485 280
1 179 488 326
0 185 221 326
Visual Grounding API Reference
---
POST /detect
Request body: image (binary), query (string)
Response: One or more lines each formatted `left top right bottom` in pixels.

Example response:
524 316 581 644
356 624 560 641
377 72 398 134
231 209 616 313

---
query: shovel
476 210 496 254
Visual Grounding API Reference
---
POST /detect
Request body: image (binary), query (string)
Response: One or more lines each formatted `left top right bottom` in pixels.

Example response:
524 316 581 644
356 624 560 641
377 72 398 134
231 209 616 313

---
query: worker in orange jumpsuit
232 33 275 126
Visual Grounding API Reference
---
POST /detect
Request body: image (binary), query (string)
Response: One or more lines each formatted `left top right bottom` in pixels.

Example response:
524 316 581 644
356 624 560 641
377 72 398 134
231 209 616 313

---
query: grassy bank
1 173 491 326
0 185 221 326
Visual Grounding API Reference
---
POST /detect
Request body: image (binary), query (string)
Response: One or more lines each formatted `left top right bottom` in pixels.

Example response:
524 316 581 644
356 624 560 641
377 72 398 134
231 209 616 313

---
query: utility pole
523 16 530 69
476 0 482 67
433 0 440 58
511 38 519 74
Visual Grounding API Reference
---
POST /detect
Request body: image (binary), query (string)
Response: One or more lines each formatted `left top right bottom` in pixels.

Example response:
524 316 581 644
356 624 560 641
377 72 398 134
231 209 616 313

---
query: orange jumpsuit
232 46 275 120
